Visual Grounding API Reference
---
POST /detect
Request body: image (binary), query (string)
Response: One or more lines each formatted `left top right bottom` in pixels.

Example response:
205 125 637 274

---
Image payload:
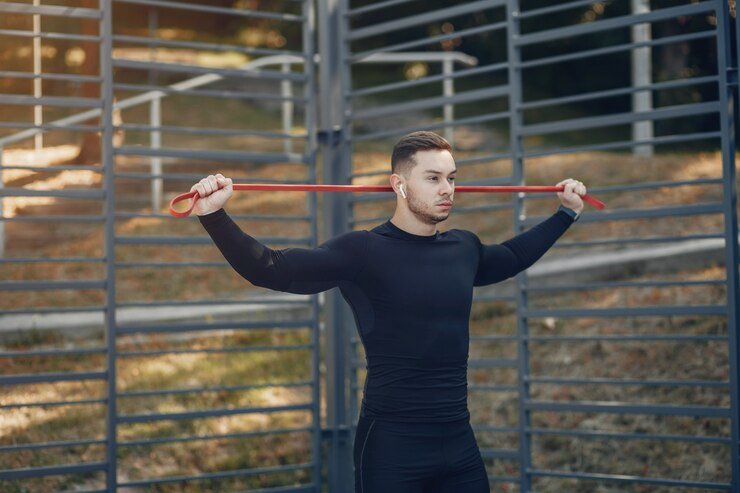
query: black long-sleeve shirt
199 208 575 422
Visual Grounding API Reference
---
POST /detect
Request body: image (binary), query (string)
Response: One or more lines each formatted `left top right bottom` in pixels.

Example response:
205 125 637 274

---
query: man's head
390 131 456 225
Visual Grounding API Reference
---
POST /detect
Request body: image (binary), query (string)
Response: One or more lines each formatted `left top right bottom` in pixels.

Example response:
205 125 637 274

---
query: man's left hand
556 178 586 215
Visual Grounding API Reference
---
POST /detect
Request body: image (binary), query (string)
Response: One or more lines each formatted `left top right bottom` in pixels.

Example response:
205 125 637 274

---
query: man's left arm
473 178 585 286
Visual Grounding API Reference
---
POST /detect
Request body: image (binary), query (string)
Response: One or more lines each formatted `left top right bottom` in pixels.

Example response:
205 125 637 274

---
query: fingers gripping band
169 183 606 218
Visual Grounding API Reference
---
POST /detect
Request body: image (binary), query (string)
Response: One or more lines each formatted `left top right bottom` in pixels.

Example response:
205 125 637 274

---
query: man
193 131 586 493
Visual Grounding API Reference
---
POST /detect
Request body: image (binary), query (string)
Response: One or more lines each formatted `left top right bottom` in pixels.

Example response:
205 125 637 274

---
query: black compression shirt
199 208 575 423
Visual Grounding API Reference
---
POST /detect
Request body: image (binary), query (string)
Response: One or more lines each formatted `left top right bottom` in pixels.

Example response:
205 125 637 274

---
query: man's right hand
191 174 233 216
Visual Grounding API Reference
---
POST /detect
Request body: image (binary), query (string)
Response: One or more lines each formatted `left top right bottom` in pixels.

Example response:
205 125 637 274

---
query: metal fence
1 0 739 492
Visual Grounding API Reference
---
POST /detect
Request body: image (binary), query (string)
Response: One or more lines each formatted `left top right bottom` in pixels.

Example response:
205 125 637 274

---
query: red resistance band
169 184 606 218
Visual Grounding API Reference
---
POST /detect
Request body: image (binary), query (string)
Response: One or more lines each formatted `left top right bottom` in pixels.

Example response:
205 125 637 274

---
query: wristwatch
558 204 581 222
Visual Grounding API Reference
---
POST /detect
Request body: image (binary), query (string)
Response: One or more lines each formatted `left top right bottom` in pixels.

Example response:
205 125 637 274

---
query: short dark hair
391 131 452 175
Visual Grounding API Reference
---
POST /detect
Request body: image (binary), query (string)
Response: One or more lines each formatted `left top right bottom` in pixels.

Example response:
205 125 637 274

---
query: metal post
33 0 43 151
716 2 740 490
282 62 294 155
100 0 118 490
507 1 533 491
0 145 4 259
150 97 162 212
443 57 454 146
319 0 353 490
631 0 653 157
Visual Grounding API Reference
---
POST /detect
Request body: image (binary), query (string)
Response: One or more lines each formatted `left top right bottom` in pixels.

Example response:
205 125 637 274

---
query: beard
406 188 452 225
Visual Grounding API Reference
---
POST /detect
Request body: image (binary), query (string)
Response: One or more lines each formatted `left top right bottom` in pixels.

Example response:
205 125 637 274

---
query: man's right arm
199 208 367 294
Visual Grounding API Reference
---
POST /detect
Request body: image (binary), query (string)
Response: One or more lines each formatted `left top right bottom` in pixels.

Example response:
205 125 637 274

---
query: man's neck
390 209 437 236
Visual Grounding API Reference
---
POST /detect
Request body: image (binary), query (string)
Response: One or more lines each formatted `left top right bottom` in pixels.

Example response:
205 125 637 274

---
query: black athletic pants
353 415 490 493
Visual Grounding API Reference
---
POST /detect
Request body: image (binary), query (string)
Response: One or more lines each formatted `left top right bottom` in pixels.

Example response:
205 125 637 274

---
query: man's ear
390 173 404 195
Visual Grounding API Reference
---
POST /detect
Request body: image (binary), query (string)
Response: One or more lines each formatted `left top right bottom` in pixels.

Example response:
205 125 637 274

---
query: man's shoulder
445 228 480 243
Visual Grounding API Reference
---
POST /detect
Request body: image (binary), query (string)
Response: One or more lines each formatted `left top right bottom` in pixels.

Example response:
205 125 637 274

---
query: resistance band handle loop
169 184 605 218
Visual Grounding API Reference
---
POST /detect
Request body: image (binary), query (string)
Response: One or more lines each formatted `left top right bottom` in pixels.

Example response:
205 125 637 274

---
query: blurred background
0 0 738 491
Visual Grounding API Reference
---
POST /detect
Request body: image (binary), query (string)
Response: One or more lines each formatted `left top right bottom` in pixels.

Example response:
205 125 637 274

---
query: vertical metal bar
100 0 118 490
319 0 353 490
631 0 653 157
443 57 454 146
0 145 4 259
150 97 162 212
282 62 294 155
33 0 43 151
507 1 532 491
716 2 740 490
302 0 321 489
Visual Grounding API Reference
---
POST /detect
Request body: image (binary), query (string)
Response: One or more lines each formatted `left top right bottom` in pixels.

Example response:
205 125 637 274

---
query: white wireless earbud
399 184 407 199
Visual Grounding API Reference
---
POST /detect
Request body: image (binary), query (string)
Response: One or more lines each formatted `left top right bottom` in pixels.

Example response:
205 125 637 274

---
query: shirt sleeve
198 208 368 294
473 208 574 286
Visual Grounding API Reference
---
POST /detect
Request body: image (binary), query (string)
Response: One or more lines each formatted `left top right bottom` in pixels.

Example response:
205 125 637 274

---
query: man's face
402 149 456 225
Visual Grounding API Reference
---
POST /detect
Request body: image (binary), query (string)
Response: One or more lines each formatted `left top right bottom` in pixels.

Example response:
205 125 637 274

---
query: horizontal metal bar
118 123 306 138
469 358 518 368
0 94 101 108
115 235 310 246
523 130 722 158
583 177 723 195
353 110 511 142
519 75 718 111
115 261 227 268
0 256 105 263
114 0 303 21
113 59 307 82
351 21 508 62
0 305 105 316
0 164 104 172
0 438 106 453
525 400 731 417
0 347 106 358
118 462 313 488
354 85 509 120
116 319 314 335
115 211 311 221
113 34 306 58
0 462 107 481
528 334 727 342
527 279 726 292
0 2 101 18
232 485 315 493
528 427 732 444
1 398 106 410
523 202 724 226
0 28 101 42
552 233 724 248
118 380 313 399
516 0 607 20
1 215 105 223
119 425 313 447
118 343 312 357
116 297 310 309
515 2 715 47
113 146 305 164
114 82 307 104
349 0 504 40
0 188 104 199
0 71 102 83
525 377 729 388
526 468 731 490
349 62 506 99
479 447 520 460
118 403 312 424
524 305 727 319
0 371 106 386
0 121 101 133
519 30 716 70
522 101 718 136
346 0 418 17
468 384 518 392
470 335 518 342
0 280 106 291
